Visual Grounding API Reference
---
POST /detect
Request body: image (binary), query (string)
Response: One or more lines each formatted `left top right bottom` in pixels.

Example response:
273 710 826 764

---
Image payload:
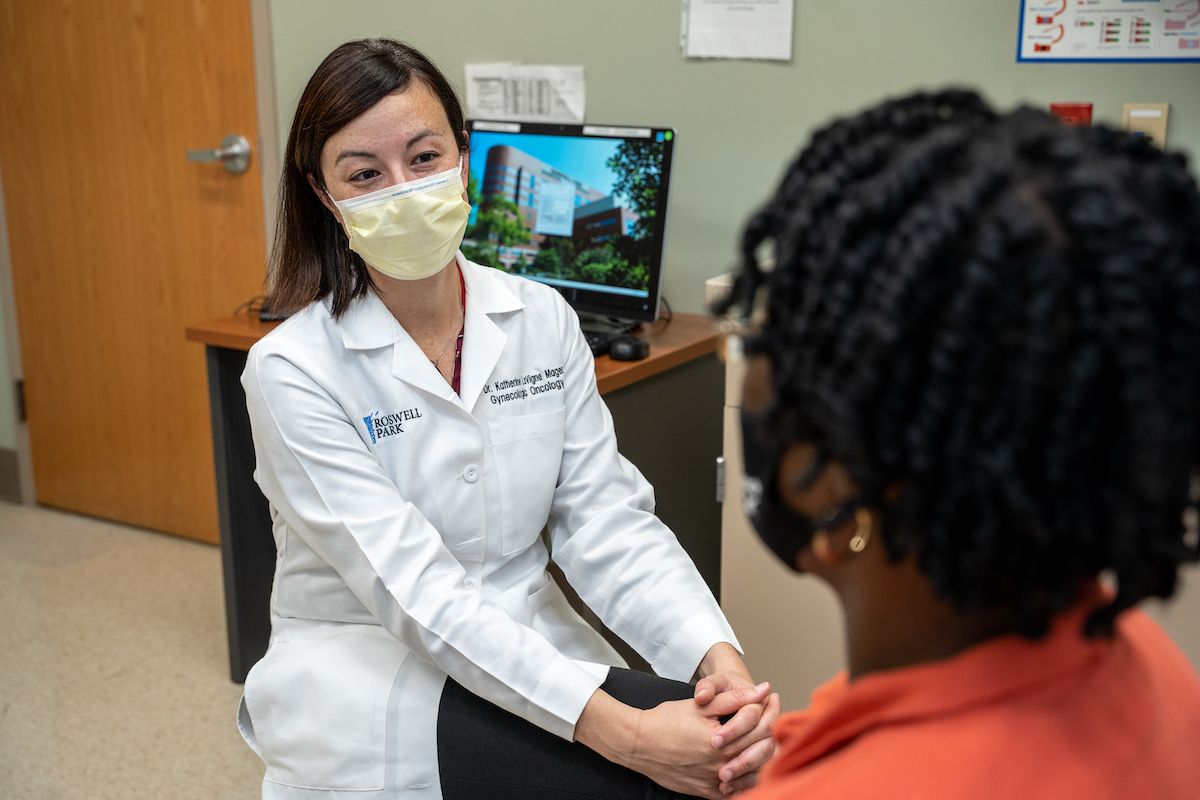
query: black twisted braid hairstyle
721 89 1200 639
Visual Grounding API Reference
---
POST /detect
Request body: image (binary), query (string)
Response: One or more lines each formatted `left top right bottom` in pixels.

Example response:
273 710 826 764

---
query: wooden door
0 0 267 542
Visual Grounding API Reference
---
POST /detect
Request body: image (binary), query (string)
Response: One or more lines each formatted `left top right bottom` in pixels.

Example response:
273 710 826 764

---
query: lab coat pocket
241 629 406 791
489 408 566 556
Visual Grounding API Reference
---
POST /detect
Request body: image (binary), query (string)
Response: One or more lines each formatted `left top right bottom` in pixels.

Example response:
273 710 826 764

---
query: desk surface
186 311 719 395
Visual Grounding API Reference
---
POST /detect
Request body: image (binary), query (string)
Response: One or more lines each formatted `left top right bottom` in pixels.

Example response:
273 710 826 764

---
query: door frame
0 0 280 509
0 163 32 504
251 0 282 257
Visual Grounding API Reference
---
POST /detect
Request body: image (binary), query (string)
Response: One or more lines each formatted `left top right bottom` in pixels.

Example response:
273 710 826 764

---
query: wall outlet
1122 103 1170 148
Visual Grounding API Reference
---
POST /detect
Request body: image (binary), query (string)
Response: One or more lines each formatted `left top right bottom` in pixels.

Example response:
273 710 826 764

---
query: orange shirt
746 602 1200 799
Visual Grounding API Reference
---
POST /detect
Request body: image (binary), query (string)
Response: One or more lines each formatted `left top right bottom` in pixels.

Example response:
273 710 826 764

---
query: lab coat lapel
391 336 458 404
337 290 457 403
337 291 403 350
360 255 523 410
458 256 525 413
459 306 504 413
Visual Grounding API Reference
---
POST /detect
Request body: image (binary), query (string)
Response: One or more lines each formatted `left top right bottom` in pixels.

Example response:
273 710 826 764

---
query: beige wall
266 0 1200 314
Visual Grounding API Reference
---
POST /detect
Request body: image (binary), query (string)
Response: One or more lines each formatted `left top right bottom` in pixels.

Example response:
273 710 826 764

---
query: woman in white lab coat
237 38 778 800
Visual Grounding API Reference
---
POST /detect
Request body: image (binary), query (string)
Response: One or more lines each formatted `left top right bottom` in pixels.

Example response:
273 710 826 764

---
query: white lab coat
237 254 740 799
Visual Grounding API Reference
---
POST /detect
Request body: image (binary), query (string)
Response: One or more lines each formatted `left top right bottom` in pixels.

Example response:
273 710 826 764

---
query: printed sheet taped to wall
681 0 794 61
464 64 586 124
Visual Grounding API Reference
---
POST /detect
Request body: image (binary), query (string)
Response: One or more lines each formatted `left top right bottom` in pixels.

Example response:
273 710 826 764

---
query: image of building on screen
462 138 662 294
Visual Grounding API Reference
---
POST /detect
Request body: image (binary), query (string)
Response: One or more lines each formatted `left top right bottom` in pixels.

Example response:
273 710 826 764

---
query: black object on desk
584 330 616 356
609 334 650 361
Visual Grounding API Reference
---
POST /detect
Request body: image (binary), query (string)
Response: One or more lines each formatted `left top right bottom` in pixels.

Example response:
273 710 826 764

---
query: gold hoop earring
849 508 872 553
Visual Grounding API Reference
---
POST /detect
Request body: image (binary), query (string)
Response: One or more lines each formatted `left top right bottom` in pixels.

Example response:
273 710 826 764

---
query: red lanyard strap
451 269 465 395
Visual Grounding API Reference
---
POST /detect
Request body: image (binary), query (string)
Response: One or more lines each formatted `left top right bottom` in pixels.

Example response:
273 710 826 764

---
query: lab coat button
464 465 480 483
464 579 474 588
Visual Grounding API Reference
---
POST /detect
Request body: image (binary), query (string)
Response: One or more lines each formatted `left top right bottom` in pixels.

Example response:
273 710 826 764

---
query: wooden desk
186 312 720 392
187 312 724 682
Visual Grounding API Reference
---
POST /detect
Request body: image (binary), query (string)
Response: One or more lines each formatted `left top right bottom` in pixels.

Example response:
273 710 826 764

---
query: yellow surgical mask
333 159 470 281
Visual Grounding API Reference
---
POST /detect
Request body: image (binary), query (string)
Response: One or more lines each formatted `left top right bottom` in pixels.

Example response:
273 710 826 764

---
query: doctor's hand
693 644 781 795
704 686 781 795
577 690 731 799
692 677 779 795
693 642 758 713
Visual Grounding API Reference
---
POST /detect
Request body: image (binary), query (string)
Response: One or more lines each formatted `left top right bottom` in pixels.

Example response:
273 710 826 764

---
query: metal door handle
186 134 251 175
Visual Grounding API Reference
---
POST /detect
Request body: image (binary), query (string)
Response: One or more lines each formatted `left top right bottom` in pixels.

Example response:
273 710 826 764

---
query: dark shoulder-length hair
265 38 468 318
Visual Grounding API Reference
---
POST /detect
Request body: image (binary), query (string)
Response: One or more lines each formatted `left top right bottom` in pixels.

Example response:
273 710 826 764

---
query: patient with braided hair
722 89 1200 798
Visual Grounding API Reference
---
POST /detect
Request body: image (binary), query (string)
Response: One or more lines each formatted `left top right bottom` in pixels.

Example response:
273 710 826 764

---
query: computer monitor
463 120 675 327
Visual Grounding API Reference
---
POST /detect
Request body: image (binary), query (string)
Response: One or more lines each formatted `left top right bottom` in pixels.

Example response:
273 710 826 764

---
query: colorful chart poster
1018 0 1200 61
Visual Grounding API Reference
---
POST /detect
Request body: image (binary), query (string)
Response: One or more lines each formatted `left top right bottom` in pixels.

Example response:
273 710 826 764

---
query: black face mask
739 411 861 570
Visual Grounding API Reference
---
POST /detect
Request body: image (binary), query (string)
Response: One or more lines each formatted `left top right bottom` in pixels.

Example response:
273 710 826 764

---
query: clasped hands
678 642 781 797
692 667 781 796
577 643 780 799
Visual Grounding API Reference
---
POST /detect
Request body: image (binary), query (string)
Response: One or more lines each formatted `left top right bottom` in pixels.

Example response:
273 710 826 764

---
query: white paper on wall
464 63 586 123
681 0 795 61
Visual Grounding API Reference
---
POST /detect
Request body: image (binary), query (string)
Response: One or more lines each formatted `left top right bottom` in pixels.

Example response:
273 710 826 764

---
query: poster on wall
1018 0 1200 62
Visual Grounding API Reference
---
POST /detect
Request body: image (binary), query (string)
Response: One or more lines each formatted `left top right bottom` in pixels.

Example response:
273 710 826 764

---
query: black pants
438 668 703 800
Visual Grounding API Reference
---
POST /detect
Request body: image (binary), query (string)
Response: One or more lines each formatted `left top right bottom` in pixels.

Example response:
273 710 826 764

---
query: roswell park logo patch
362 407 423 444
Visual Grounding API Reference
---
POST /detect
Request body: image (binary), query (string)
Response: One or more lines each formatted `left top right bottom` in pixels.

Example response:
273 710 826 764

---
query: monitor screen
464 120 675 324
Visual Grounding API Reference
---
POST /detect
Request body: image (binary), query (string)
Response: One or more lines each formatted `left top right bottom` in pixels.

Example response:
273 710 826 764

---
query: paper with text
465 63 586 123
1018 0 1200 61
682 0 794 61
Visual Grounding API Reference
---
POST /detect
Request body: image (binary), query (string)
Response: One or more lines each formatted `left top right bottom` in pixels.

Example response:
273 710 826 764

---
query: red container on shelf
1049 102 1094 127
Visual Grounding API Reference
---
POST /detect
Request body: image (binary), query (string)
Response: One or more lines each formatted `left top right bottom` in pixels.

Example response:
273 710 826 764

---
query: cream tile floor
0 502 262 800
